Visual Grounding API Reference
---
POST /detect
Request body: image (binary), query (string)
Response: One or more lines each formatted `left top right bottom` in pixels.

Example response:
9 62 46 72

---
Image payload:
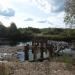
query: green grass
54 54 75 65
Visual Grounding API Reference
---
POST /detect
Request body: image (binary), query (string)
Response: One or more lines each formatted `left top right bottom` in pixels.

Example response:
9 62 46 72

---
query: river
0 41 75 62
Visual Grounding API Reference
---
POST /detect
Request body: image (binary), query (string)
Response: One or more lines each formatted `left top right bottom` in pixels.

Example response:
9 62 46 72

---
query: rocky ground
0 45 24 53
0 46 24 61
0 60 75 75
0 46 75 75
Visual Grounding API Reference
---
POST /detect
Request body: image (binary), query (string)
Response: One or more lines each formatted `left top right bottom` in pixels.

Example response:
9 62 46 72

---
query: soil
1 60 75 75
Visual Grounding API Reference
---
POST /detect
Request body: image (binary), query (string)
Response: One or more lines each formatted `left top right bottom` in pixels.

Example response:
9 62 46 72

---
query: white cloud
0 0 65 28
10 0 52 14
32 0 52 13
0 0 11 9
47 12 65 28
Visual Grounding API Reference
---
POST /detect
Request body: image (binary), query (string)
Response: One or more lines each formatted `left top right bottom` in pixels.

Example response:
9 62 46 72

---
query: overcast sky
0 0 66 28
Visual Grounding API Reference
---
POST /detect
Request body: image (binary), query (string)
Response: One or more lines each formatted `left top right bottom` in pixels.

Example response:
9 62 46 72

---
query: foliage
0 22 7 37
0 22 75 41
64 0 75 26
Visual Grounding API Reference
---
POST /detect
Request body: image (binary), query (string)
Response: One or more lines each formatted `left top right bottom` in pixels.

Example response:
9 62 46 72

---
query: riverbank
0 45 24 53
0 60 75 75
0 45 24 61
0 45 75 75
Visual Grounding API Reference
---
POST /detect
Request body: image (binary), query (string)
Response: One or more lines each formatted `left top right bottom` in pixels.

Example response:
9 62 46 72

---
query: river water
17 49 49 62
16 41 75 62
0 41 75 62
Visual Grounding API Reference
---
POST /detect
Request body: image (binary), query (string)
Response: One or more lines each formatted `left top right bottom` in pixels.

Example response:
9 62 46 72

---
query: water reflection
17 41 32 46
17 51 25 62
17 49 49 62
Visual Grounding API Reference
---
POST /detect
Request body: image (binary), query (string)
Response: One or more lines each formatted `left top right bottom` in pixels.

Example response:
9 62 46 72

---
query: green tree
8 22 18 40
0 22 7 37
9 22 17 32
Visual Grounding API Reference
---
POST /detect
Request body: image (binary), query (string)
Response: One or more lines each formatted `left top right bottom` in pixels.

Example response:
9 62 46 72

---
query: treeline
0 22 75 42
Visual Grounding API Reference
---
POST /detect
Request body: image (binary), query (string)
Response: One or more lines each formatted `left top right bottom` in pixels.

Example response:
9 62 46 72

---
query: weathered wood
24 44 29 60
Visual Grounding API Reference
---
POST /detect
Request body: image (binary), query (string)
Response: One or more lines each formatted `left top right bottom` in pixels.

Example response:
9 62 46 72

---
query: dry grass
0 56 75 75
0 63 11 75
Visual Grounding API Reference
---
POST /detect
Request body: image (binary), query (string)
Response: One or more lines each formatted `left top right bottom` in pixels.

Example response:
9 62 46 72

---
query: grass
53 54 75 65
0 63 10 75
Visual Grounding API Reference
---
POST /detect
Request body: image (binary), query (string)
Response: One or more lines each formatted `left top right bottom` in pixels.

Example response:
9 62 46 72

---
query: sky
0 0 66 28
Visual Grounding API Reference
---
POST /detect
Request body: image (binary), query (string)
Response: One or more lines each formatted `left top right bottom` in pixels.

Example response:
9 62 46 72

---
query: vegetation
0 63 10 75
54 54 75 70
0 21 75 42
64 0 75 28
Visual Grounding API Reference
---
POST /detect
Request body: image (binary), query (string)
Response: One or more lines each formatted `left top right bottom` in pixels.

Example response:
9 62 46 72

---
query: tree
0 22 7 37
64 0 75 28
9 22 17 32
8 22 18 40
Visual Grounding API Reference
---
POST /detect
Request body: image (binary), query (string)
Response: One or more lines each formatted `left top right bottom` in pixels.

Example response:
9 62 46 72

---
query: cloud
47 21 54 25
31 0 64 14
0 8 15 17
0 0 10 8
47 12 65 28
51 0 64 13
32 0 52 14
37 20 47 23
0 0 65 28
24 18 33 21
37 19 54 25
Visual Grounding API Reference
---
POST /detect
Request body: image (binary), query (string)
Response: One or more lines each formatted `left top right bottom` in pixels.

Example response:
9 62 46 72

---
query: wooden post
40 42 44 61
24 44 29 60
47 43 54 60
32 42 38 61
